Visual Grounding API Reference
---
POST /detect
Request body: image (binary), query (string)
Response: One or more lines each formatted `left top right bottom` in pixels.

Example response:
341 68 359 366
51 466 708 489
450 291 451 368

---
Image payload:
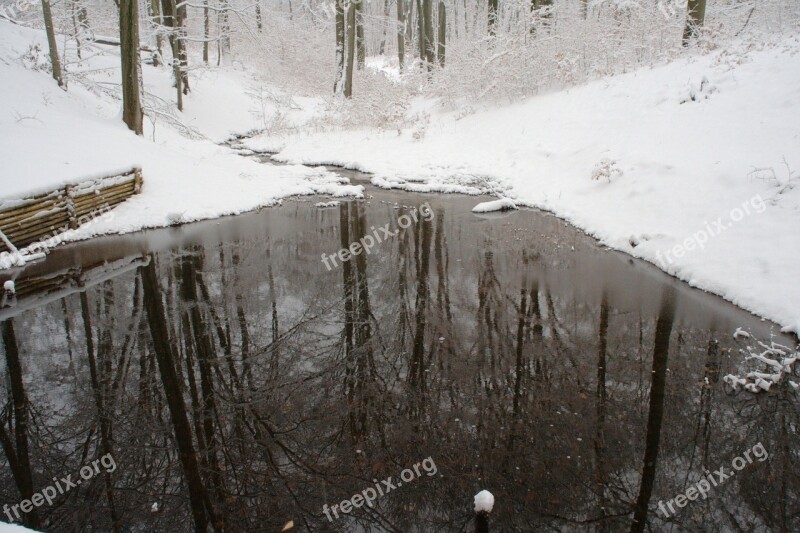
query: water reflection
0 190 798 532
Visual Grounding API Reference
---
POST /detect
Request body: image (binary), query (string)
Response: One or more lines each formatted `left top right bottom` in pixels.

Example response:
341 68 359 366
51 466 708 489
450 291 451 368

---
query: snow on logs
0 167 142 253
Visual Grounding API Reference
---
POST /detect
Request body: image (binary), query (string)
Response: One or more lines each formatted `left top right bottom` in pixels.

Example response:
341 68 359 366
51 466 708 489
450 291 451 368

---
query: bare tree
120 0 143 134
344 0 356 97
437 1 445 67
41 0 65 88
356 0 365 69
683 0 707 45
396 0 406 71
334 0 346 93
488 0 497 35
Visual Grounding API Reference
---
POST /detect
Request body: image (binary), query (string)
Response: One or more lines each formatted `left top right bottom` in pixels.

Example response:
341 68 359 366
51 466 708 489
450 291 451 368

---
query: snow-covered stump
474 490 494 532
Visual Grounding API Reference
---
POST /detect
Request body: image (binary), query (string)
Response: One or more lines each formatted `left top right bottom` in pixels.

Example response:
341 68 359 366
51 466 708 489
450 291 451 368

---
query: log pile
0 167 142 252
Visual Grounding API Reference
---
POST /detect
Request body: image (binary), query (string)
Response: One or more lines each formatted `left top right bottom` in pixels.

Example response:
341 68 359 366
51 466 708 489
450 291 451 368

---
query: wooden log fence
0 167 142 253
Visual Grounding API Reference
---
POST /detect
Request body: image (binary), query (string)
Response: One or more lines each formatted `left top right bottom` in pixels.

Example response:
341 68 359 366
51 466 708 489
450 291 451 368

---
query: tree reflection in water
1 192 798 532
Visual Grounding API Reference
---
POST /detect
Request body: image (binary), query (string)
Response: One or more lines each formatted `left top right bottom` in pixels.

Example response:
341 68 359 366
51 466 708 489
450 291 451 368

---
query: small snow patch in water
474 490 495 513
472 199 517 213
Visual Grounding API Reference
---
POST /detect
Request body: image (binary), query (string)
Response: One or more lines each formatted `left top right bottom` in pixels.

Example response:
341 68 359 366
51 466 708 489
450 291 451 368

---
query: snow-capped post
134 167 143 194
1 280 16 308
65 184 77 229
474 490 494 533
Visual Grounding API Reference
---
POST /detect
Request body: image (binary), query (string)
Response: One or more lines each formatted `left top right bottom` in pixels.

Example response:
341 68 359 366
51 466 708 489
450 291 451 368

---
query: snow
243 37 800 333
474 489 495 513
471 198 518 213
0 523 40 533
723 334 798 393
0 20 361 254
1 20 799 334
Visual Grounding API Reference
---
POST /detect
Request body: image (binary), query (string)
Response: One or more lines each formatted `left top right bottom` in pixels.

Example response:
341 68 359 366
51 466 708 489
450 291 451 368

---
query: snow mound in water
472 199 517 213
474 489 495 513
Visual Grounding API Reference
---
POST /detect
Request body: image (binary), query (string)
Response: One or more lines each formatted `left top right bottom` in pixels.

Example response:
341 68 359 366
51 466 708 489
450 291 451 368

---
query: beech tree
161 0 189 109
356 0 365 68
41 0 65 88
334 0 346 93
437 1 445 67
683 0 707 45
396 0 405 71
344 0 356 97
488 0 497 35
120 0 143 134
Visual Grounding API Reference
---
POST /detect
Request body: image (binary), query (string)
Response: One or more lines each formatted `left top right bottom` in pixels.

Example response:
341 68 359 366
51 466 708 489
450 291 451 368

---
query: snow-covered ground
1 19 798 334
240 37 800 334
0 21 360 233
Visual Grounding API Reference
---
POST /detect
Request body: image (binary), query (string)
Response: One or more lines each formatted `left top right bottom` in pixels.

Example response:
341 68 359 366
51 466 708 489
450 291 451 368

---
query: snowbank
245 37 800 332
0 21 360 248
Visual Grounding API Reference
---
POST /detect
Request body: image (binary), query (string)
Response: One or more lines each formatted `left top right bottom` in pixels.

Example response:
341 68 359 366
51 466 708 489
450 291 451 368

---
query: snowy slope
0 21 360 231
244 37 800 332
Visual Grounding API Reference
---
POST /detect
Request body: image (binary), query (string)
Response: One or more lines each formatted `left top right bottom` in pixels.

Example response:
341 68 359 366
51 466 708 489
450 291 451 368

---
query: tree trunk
161 0 184 109
0 320 39 529
334 0 345 93
176 0 189 91
203 0 209 63
140 259 216 531
423 0 434 67
356 0 365 69
487 0 497 35
120 0 144 134
630 288 676 532
41 0 65 88
682 0 707 46
71 0 82 59
416 0 424 62
396 0 405 72
378 0 390 55
218 0 231 63
437 1 445 67
344 1 356 97
148 0 163 65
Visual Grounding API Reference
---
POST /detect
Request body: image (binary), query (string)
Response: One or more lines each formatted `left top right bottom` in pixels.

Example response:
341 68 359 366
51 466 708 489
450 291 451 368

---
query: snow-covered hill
0 20 360 232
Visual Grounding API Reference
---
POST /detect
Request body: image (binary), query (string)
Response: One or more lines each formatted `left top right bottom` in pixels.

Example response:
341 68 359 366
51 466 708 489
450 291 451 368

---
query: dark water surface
0 171 798 532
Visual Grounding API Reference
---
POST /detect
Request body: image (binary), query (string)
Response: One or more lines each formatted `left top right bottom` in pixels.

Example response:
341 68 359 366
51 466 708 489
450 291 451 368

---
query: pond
0 164 798 532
